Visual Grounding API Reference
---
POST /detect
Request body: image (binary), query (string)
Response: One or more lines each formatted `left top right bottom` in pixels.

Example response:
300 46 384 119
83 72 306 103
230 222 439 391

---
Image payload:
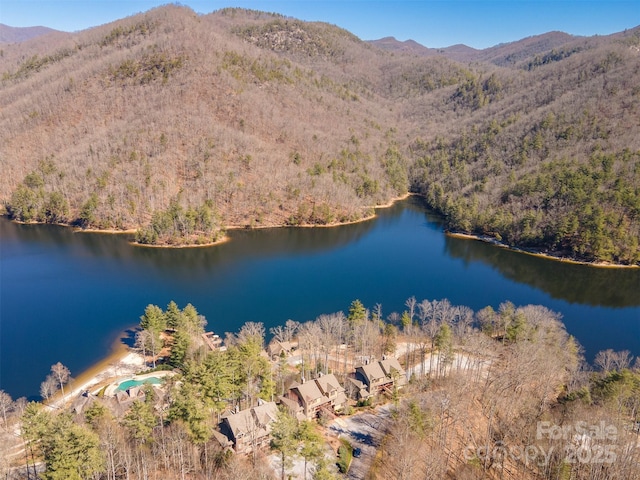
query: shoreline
3 193 636 268
46 334 146 409
225 192 414 231
130 234 231 249
76 227 137 235
446 231 640 269
2 193 411 247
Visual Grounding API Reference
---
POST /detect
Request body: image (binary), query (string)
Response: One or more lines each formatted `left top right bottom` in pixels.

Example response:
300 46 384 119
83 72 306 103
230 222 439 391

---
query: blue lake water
1 196 639 399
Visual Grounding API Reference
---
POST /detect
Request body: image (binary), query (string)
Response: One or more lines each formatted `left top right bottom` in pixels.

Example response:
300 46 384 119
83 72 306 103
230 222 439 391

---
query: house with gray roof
219 401 278 454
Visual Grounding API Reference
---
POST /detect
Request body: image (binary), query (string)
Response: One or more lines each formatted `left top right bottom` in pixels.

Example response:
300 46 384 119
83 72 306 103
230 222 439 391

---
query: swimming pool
116 376 163 392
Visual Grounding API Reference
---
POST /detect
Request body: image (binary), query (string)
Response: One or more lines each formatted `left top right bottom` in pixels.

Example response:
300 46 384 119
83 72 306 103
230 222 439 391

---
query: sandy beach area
48 344 146 409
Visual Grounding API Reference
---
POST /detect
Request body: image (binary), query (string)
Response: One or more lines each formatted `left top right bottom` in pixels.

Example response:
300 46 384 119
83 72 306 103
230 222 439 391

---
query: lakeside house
281 373 347 420
267 339 295 359
219 401 278 454
347 357 407 400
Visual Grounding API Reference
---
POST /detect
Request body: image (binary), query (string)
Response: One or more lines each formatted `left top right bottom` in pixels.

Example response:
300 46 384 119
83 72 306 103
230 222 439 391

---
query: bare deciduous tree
50 362 71 399
237 322 265 350
595 349 633 373
40 374 57 400
0 390 13 429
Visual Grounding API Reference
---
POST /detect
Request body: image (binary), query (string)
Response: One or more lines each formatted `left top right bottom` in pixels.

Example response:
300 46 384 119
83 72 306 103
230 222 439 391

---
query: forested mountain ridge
1 6 409 245
1 6 639 262
406 26 640 264
0 24 61 43
368 31 578 66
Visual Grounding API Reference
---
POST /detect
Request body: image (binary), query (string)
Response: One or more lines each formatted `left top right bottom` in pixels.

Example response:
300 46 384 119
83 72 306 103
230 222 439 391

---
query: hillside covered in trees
1 6 639 262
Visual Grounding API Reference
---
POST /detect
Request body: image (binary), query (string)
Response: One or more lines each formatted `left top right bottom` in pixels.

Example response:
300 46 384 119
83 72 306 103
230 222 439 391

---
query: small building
278 394 304 420
345 377 369 401
355 361 387 394
314 373 348 413
380 357 407 387
350 357 407 400
283 373 347 420
219 401 278 454
267 340 294 359
286 379 328 420
115 385 147 405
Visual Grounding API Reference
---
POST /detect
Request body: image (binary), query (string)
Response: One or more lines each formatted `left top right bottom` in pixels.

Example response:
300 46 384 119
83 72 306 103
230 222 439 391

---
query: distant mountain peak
368 30 584 66
367 36 435 55
0 24 60 43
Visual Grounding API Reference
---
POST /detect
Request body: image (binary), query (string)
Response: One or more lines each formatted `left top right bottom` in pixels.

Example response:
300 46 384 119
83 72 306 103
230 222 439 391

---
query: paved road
328 405 392 479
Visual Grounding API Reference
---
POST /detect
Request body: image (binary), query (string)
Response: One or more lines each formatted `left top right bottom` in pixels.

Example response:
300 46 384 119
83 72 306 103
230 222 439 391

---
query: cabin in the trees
281 373 347 420
347 357 407 400
267 339 294 359
219 401 278 454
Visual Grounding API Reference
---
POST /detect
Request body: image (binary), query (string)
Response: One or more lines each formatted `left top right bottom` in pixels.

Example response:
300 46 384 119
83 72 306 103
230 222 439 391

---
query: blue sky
1 1 639 49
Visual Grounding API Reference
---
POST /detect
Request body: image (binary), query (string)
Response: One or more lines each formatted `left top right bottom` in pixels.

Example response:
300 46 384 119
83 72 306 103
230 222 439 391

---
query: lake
1 196 639 399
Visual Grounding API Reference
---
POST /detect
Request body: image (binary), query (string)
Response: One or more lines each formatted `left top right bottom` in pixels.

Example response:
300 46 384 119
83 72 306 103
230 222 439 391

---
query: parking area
327 405 392 478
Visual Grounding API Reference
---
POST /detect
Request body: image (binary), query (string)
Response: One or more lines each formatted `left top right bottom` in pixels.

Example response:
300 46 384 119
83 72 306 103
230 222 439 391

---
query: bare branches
269 319 299 343
39 362 71 401
595 349 633 373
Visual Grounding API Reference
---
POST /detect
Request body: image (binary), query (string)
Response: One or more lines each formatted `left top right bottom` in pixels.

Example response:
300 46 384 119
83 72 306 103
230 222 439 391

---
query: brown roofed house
219 401 278 454
352 357 406 399
267 340 294 359
380 357 407 388
314 373 347 413
286 379 328 420
283 373 347 419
